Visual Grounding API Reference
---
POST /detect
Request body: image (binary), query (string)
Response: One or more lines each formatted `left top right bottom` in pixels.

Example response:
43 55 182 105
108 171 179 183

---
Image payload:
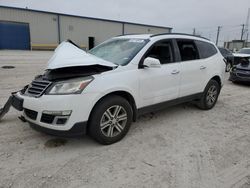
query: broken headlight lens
48 77 93 95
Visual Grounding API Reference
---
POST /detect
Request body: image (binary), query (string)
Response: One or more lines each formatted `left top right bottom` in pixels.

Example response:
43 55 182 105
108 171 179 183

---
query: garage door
0 21 30 50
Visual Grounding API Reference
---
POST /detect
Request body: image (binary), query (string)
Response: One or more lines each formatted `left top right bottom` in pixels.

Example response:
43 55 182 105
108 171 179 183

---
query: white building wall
59 15 123 48
0 7 172 49
124 23 170 34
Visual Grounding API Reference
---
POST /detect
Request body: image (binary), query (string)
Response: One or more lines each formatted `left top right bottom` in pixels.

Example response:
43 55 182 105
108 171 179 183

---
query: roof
0 5 172 30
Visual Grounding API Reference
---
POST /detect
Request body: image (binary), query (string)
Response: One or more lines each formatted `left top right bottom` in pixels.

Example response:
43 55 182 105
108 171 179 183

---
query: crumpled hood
233 53 250 58
47 41 116 70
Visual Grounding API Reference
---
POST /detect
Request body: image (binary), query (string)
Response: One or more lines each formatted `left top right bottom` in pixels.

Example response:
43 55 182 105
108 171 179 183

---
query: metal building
0 6 172 50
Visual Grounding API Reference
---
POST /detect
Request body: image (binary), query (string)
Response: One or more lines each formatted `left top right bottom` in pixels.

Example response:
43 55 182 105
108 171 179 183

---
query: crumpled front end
0 40 117 136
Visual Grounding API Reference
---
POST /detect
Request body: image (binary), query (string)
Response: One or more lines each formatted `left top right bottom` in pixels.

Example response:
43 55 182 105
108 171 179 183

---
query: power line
174 24 242 31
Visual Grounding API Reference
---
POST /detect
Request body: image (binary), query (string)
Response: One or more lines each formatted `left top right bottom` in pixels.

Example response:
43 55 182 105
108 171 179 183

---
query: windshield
219 48 232 57
89 38 148 65
239 48 250 54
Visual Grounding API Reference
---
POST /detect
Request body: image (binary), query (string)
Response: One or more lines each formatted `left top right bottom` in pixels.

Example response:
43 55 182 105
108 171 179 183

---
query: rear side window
195 40 217 59
177 40 199 61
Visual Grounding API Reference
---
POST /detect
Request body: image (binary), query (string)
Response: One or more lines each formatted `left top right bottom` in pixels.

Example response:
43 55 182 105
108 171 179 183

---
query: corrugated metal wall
124 23 169 34
60 15 123 47
0 7 171 49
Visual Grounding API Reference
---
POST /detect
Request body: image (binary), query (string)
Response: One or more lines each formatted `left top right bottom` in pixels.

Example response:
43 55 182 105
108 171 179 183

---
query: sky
0 0 249 46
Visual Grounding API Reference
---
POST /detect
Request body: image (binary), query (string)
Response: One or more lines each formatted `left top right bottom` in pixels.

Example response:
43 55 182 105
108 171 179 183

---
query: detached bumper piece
0 94 23 121
12 94 24 111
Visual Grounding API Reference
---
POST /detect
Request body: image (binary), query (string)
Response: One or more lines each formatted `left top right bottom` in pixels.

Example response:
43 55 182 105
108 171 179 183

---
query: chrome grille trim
26 80 52 97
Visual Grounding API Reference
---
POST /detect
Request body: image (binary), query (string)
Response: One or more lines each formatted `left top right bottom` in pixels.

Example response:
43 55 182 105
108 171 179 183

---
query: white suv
11 34 225 144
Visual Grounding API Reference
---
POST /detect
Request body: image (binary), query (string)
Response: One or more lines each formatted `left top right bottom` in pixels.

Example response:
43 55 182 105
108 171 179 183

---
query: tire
197 79 221 110
226 63 232 72
88 95 133 145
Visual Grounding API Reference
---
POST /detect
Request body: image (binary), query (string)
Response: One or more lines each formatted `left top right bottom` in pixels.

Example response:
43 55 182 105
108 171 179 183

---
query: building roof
0 5 172 30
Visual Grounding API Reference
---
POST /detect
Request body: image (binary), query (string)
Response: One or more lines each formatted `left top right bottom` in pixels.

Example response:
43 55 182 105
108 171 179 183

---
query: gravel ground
0 50 250 188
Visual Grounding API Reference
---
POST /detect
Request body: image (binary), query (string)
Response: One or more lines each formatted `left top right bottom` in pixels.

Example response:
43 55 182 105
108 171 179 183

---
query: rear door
194 40 220 86
139 40 181 106
176 39 206 97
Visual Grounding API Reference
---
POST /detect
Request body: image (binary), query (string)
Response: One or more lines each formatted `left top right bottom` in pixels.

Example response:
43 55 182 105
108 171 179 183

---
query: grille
41 113 55 124
27 80 51 97
24 108 38 120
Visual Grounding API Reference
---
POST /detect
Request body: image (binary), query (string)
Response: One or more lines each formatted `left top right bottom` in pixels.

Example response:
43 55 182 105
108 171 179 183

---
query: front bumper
14 91 99 134
229 71 250 82
28 121 87 137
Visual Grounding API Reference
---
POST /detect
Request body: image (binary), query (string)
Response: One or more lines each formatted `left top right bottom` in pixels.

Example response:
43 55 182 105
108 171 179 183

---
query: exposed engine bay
43 65 113 81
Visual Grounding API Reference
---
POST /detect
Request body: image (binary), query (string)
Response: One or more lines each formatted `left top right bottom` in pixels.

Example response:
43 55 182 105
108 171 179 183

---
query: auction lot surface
0 50 250 188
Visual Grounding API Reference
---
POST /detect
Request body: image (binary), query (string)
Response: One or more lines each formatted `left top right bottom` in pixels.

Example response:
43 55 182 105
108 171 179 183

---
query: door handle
200 66 206 70
171 70 180 75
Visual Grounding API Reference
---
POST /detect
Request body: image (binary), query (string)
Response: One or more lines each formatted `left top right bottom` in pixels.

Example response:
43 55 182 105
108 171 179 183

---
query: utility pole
246 33 249 47
193 28 196 35
244 8 250 46
216 26 221 46
240 24 245 40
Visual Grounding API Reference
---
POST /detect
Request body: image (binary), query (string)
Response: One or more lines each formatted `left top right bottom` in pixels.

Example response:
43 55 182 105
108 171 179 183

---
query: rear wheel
197 80 221 110
88 95 133 145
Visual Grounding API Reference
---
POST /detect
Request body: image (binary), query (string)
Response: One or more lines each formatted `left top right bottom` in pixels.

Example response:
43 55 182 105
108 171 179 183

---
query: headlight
48 77 93 95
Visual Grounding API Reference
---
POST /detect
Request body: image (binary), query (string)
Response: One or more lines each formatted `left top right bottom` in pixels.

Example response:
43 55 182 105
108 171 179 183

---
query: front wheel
226 63 232 72
88 95 133 145
197 80 221 110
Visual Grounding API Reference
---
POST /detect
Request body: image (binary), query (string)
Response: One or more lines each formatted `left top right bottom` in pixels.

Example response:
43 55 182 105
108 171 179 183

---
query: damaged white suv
6 34 225 144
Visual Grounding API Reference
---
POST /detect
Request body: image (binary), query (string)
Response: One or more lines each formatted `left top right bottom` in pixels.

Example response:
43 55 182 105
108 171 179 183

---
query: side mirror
143 57 161 68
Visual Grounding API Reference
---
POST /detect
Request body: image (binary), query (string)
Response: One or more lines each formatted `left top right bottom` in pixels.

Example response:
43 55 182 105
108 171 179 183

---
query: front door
139 40 181 107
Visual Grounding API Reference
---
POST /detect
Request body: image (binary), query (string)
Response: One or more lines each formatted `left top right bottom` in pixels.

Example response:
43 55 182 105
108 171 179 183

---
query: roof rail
150 33 210 40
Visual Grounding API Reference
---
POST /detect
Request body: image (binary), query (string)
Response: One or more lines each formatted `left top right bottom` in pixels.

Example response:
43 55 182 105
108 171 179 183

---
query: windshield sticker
128 39 145 43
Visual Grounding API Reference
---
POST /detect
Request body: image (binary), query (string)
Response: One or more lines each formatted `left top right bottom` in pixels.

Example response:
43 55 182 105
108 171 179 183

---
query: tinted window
238 48 250 54
177 40 199 61
145 41 174 64
196 40 217 59
219 48 232 57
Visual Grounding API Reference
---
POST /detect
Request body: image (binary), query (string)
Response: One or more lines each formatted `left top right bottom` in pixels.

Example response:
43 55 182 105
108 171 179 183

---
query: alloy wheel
100 105 128 138
206 85 218 106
